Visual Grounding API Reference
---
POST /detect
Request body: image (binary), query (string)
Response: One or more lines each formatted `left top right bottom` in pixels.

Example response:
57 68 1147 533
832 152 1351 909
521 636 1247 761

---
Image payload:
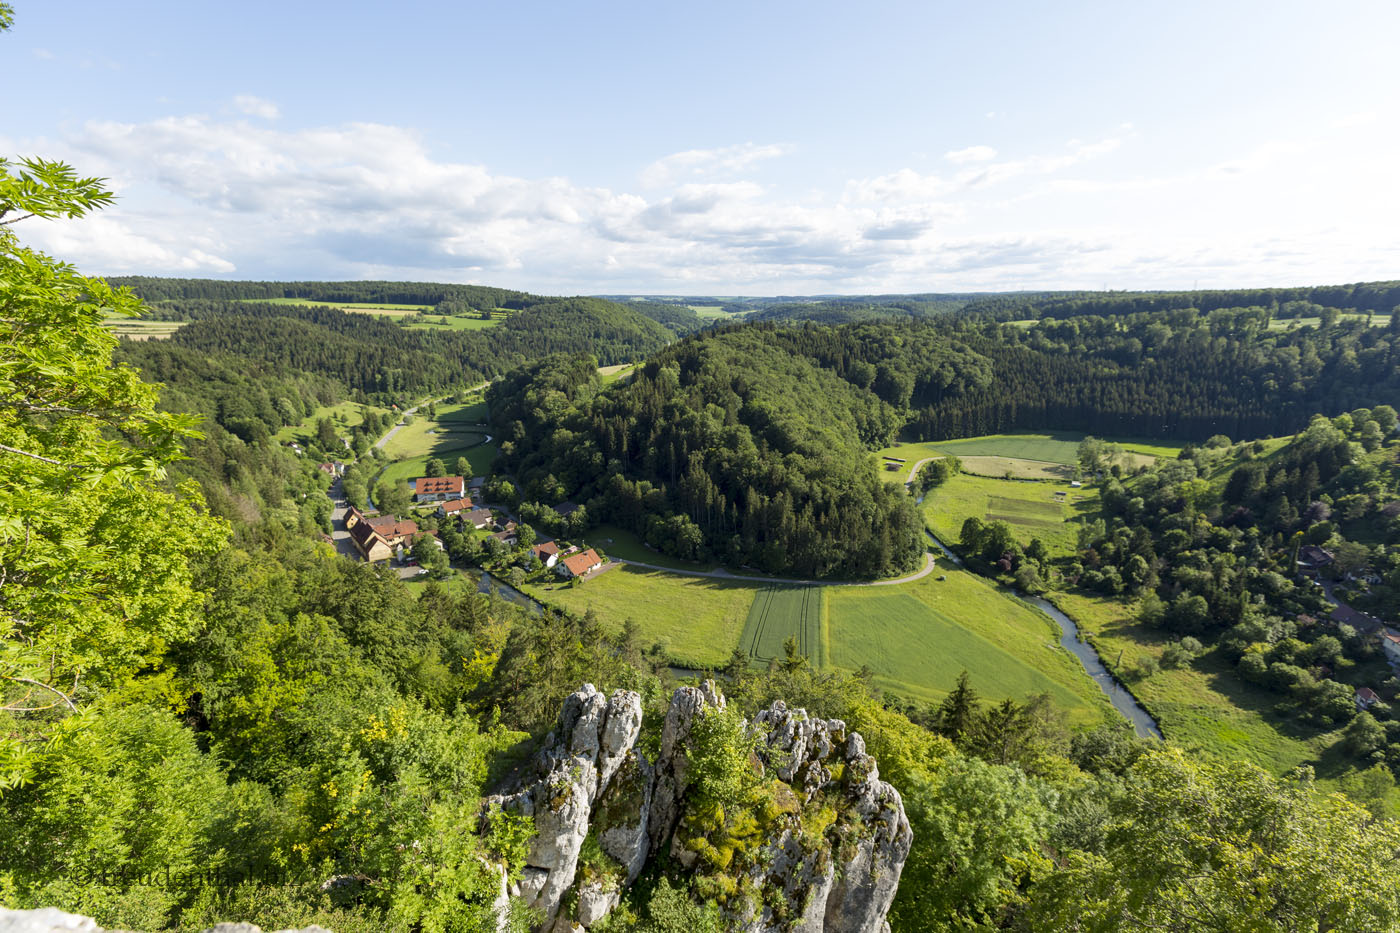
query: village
327 468 606 588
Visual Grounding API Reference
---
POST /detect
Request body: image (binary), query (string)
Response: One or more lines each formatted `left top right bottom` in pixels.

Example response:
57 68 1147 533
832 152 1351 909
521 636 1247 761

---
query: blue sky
4 1 1399 294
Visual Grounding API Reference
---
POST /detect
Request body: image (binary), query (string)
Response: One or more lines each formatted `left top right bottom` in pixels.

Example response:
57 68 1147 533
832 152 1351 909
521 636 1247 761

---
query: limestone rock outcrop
482 682 911 933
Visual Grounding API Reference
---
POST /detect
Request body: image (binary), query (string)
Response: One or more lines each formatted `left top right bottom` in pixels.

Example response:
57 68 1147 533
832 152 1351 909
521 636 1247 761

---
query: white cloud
640 143 786 188
945 145 997 164
232 95 279 120
10 112 1397 294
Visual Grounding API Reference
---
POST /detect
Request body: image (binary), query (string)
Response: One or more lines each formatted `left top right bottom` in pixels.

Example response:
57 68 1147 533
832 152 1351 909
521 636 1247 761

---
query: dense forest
150 297 673 399
487 339 925 579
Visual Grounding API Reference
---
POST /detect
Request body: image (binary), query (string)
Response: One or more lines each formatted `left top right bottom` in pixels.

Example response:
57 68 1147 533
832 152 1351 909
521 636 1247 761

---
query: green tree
425 457 447 478
1 149 227 786
1023 747 1400 932
935 671 980 743
688 704 759 812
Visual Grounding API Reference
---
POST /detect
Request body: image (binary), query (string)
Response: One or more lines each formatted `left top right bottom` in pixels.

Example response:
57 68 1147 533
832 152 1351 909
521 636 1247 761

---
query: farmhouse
411 475 465 502
437 497 474 519
1355 687 1382 711
557 548 603 579
531 541 560 568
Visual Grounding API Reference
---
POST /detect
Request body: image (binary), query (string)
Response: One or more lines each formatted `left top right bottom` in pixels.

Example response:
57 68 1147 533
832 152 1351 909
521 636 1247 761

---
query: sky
3 0 1399 295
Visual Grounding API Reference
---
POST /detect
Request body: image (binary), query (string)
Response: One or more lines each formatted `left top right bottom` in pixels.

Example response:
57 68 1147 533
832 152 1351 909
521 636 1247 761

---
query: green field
241 298 432 313
1268 312 1393 330
380 443 497 489
101 317 186 340
826 562 1112 725
740 586 824 668
599 363 637 385
879 432 1182 468
687 305 731 319
923 473 1098 556
382 401 490 459
524 566 757 669
405 315 502 331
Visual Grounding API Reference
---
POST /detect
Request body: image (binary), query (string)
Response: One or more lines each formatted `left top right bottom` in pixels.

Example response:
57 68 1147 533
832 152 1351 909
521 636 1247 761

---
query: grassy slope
826 559 1112 726
524 566 757 668
879 432 1183 465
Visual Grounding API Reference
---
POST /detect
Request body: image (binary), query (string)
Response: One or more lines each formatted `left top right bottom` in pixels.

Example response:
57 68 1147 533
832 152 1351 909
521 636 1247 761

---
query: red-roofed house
557 548 603 580
1356 687 1382 711
531 541 560 568
412 476 465 502
437 497 474 519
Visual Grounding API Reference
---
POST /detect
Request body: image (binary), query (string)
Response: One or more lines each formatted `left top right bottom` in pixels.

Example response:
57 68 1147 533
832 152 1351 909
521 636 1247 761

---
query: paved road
902 456 941 483
608 550 937 588
326 478 363 561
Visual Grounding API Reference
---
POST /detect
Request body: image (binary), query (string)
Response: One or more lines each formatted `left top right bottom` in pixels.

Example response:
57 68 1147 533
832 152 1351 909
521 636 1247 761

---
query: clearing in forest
740 586 825 669
923 473 1098 556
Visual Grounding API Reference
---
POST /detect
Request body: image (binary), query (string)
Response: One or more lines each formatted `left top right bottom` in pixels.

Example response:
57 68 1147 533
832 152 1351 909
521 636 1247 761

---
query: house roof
532 541 560 557
412 476 465 496
349 521 388 550
1299 545 1334 564
1383 632 1400 646
439 497 473 512
464 508 494 525
561 549 601 576
555 501 581 516
1357 687 1381 702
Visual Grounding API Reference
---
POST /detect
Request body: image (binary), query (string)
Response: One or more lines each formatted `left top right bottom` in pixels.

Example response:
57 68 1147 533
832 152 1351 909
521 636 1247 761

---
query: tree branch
1 675 77 713
0 442 65 466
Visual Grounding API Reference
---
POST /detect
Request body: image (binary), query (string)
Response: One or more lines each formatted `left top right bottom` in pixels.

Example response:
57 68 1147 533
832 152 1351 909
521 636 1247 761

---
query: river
924 531 1161 738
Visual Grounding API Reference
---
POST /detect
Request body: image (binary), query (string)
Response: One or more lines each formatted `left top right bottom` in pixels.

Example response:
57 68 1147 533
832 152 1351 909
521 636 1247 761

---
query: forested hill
488 333 928 579
960 280 1400 322
108 275 531 309
159 296 673 397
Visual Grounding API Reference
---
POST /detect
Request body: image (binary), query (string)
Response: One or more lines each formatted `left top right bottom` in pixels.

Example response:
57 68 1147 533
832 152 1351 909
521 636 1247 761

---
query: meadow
922 472 1099 557
241 297 433 314
524 566 757 669
878 431 1181 470
381 400 489 460
740 586 825 669
103 318 186 340
825 560 1113 725
404 315 503 331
